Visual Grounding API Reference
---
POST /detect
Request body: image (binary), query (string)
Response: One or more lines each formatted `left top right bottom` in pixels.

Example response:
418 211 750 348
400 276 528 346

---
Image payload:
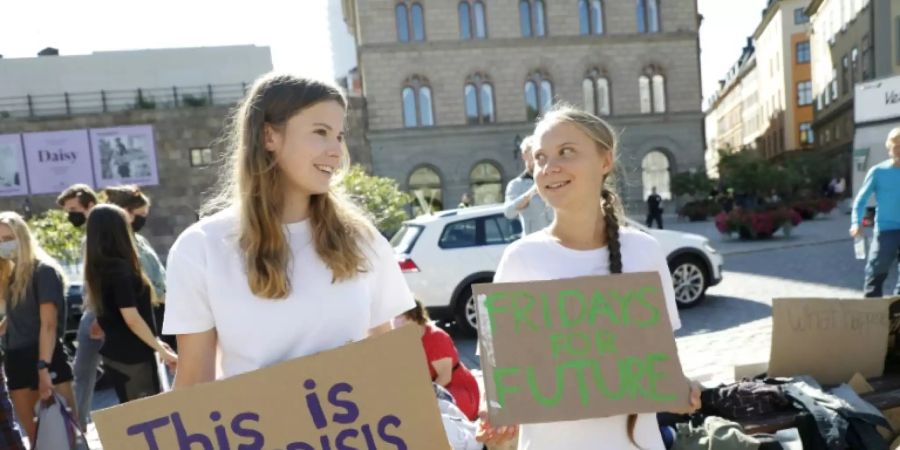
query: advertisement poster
22 129 94 195
89 125 159 188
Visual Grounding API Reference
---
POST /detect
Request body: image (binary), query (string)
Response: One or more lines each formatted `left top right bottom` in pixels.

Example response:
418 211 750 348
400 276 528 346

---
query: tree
27 209 83 268
671 170 714 200
339 165 412 236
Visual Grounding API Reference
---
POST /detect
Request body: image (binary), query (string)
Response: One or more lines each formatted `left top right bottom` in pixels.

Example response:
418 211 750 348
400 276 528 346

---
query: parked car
392 204 724 335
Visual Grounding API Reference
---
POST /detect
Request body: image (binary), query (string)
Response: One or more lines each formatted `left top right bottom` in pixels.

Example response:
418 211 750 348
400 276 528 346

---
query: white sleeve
162 226 215 334
367 233 415 328
651 243 682 332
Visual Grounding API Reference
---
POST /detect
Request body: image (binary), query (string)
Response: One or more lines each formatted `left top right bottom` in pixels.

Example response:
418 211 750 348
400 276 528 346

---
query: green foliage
339 165 412 235
134 93 156 110
671 170 714 199
182 94 209 107
717 149 797 197
27 209 83 266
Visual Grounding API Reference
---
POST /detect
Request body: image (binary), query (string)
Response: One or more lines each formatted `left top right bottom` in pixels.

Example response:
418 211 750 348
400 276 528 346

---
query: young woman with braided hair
477 105 699 449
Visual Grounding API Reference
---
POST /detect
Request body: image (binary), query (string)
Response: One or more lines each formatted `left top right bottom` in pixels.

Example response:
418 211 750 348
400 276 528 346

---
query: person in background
394 301 480 421
0 212 77 446
56 183 101 430
646 186 664 229
103 185 170 349
504 136 554 235
851 127 900 298
83 205 176 402
458 193 472 209
0 369 25 450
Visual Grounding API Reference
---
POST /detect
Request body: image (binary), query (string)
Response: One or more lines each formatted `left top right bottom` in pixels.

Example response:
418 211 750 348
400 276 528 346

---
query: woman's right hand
475 409 518 446
158 341 178 369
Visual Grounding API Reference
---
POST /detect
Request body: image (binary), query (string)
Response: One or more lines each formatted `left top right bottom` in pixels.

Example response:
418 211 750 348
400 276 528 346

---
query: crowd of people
5 71 896 449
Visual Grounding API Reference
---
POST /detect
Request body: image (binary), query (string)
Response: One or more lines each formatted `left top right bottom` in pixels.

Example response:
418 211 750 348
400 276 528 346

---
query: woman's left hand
670 379 702 414
38 369 53 400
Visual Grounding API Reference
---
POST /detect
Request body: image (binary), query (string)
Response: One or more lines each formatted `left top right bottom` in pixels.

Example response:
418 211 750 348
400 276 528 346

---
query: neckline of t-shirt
284 219 311 235
534 229 611 257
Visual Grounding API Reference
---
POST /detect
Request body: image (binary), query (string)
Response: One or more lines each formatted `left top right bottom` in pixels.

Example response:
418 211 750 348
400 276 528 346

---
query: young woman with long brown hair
83 204 176 402
477 106 699 449
0 211 76 445
164 73 414 385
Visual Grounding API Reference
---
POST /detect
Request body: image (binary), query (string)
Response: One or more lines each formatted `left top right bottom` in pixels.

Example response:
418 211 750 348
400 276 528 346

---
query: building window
642 150 671 200
794 7 809 24
525 71 553 121
459 1 487 39
639 67 666 114
401 76 434 128
409 166 443 216
797 81 813 106
464 73 495 124
830 69 838 101
796 41 810 64
470 162 503 205
519 0 547 37
396 2 426 42
851 47 859 85
583 68 611 116
842 55 850 95
190 148 213 167
800 123 814 145
637 0 660 33
862 33 873 80
579 0 604 35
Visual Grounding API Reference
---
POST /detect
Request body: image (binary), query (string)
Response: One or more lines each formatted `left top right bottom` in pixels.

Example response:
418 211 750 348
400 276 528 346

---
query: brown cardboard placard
769 298 892 385
475 272 690 426
848 372 874 394
94 326 450 450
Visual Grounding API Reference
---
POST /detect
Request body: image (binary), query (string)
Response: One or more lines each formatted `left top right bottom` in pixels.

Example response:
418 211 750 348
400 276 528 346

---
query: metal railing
0 82 250 119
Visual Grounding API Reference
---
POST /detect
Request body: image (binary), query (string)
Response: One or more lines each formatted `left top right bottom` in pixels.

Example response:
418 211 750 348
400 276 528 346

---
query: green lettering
615 356 650 399
644 353 677 401
525 365 565 407
540 293 553 328
611 290 635 326
632 286 661 328
591 359 622 399
549 332 591 359
593 329 618 355
484 292 510 334
561 360 597 406
512 292 539 333
588 291 620 326
558 289 587 328
493 367 522 407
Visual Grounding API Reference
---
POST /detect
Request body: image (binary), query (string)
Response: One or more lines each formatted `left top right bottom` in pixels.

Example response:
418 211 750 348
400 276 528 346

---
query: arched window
397 2 426 42
579 0 604 35
401 76 435 127
583 68 611 116
409 166 443 216
470 162 503 205
642 150 671 200
639 66 666 114
637 0 660 33
524 71 553 121
519 0 547 37
459 1 487 39
464 73 495 124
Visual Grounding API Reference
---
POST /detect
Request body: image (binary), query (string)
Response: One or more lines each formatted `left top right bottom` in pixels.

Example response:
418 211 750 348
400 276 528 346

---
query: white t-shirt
163 209 415 378
493 226 682 450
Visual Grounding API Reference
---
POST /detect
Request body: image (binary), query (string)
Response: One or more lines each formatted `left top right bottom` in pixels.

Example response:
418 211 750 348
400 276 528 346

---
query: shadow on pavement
675 295 772 337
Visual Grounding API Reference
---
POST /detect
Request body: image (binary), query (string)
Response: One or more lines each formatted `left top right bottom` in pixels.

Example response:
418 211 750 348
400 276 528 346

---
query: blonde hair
203 73 374 299
534 105 636 441
0 212 66 309
519 135 535 154
886 127 900 148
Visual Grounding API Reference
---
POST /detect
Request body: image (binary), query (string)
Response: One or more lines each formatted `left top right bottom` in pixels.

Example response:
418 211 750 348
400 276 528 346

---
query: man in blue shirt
851 127 900 297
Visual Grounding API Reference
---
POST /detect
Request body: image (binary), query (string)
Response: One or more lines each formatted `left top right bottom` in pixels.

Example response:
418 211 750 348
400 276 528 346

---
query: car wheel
453 284 480 337
669 255 709 308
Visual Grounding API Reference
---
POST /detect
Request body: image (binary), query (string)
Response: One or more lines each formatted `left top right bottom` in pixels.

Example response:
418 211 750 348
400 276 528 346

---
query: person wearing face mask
0 212 77 446
102 185 169 349
56 183 101 431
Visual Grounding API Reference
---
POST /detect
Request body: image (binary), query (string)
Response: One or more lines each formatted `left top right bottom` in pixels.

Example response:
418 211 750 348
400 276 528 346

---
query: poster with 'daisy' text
22 129 94 195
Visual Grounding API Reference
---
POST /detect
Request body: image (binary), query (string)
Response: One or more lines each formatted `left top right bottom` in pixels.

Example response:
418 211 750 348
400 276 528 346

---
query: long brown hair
83 204 154 316
534 105 638 446
104 184 150 212
0 212 66 308
203 73 373 299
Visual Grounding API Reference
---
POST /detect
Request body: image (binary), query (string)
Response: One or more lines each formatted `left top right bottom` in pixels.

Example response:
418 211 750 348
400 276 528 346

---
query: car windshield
390 224 423 254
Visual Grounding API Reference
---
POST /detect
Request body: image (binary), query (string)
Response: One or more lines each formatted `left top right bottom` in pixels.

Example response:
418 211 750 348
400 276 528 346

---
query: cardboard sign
475 272 690 426
769 297 894 385
94 326 450 450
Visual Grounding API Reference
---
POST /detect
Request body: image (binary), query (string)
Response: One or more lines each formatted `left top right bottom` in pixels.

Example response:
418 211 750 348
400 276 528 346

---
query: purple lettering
304 379 328 429
320 434 333 450
328 383 359 425
286 442 315 450
335 428 360 450
210 411 230 450
378 416 407 450
231 412 265 450
126 415 171 450
172 412 213 450
360 424 378 450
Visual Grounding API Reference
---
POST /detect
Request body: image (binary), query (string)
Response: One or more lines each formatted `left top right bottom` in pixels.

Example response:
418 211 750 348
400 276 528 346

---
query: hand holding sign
475 272 691 426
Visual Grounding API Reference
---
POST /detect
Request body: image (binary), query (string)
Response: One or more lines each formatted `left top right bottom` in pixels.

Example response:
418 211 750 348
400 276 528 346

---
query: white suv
391 204 724 335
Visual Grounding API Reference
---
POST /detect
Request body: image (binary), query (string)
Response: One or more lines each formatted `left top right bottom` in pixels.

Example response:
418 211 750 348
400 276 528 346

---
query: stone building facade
342 0 705 209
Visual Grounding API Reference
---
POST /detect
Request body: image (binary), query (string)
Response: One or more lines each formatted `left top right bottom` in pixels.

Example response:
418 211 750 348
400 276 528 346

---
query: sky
2 0 767 105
